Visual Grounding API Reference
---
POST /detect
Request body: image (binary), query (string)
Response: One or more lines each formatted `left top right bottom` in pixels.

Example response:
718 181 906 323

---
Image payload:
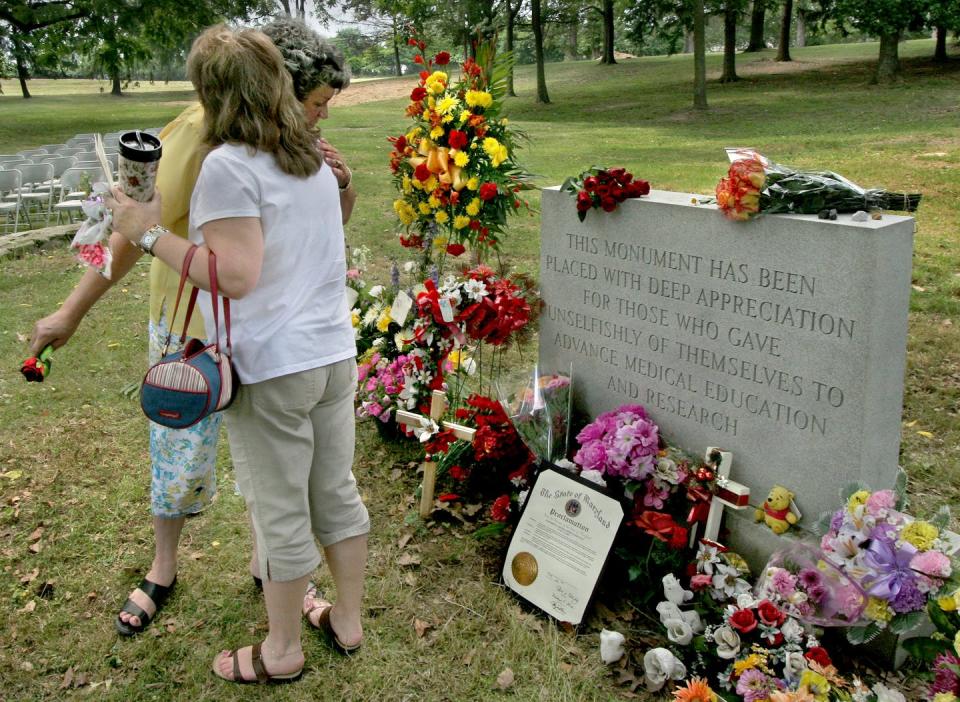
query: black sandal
115 577 177 636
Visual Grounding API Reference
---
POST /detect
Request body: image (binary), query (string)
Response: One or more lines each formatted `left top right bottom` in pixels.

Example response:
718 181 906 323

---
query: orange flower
673 677 716 702
729 157 766 189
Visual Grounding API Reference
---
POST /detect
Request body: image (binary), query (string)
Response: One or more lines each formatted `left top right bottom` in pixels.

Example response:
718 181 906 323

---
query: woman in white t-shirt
106 25 368 684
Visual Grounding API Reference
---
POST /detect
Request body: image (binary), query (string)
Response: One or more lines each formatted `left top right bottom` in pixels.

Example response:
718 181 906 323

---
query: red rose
583 176 598 192
411 86 427 101
804 646 832 668
446 243 466 256
633 510 677 542
600 197 616 212
757 599 786 627
632 179 651 196
414 163 431 182
414 54 424 65
479 183 498 201
447 129 468 151
729 608 757 634
434 51 451 65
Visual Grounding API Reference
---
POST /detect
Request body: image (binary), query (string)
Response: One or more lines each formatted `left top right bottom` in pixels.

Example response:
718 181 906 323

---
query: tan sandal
303 584 362 655
212 642 303 684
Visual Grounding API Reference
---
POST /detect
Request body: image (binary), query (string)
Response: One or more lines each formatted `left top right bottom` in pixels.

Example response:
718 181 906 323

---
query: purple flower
771 569 797 596
736 669 774 702
806 583 827 605
932 653 960 695
891 578 925 614
798 568 823 589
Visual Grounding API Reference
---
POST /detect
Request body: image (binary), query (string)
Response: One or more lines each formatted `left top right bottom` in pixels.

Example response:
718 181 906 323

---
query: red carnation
413 54 424 65
668 525 689 550
490 495 512 522
414 163 431 182
446 243 466 256
419 70 429 81
468 219 481 230
449 464 470 481
448 129 468 151
407 37 418 47
729 608 758 634
757 599 786 627
438 493 460 502
411 86 427 101
478 183 498 201
434 51 451 65
804 647 832 668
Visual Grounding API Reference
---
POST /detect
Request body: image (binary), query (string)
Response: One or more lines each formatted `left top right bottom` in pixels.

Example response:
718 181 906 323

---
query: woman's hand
103 187 163 244
318 137 351 189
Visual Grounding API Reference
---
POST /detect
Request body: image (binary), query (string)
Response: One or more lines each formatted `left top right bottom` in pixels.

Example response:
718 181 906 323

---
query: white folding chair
55 147 84 158
0 169 24 234
73 151 99 162
53 167 107 224
13 163 56 226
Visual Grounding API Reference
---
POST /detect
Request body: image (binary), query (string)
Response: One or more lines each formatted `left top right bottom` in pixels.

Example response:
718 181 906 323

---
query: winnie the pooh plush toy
755 485 798 534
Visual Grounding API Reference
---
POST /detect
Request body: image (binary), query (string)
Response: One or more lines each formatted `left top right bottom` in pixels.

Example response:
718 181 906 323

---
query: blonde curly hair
261 16 350 101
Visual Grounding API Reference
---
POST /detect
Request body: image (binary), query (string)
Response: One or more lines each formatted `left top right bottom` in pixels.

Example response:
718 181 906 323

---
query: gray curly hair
261 16 350 100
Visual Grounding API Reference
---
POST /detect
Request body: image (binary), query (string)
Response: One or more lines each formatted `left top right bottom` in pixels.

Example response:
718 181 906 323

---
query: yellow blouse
148 103 207 338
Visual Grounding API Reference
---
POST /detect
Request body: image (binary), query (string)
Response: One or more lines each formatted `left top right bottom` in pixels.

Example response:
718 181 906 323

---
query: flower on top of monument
388 33 531 262
561 165 650 222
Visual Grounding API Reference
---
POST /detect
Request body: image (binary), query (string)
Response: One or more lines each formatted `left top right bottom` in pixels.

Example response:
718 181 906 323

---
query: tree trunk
875 30 901 83
278 0 291 15
934 25 948 62
111 70 122 96
600 0 616 64
795 8 806 47
693 0 707 109
683 30 695 54
565 20 579 60
11 33 31 99
392 21 402 76
776 0 793 62
745 0 766 52
720 4 739 82
506 0 517 96
531 0 550 103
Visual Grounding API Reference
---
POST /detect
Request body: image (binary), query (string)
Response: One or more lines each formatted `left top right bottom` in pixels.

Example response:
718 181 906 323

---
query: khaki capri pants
225 358 370 582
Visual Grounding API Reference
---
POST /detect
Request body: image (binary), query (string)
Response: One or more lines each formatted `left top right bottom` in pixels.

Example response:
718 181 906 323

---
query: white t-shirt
188 143 356 384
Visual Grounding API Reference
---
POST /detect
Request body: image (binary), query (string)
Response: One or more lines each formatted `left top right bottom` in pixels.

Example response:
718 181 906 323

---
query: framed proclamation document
501 464 625 625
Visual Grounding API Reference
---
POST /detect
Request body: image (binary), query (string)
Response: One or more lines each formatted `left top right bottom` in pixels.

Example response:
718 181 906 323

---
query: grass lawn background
0 39 958 699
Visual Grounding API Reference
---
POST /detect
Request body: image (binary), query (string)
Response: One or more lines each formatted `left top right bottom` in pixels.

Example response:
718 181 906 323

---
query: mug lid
119 131 162 162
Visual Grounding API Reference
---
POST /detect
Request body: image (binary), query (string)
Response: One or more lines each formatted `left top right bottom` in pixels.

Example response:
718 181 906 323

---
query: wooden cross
394 389 476 518
699 447 751 544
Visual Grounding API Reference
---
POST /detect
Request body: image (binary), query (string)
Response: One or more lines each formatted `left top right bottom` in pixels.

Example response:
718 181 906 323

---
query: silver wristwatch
137 224 167 255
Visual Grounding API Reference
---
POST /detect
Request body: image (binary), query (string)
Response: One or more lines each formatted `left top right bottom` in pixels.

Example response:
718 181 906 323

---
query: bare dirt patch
330 77 411 107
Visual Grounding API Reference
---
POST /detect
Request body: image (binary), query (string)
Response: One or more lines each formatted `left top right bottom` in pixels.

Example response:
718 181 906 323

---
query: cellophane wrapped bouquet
497 365 573 466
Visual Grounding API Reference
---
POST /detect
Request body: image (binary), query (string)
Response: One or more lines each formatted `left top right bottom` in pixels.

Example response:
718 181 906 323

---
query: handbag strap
163 244 199 356
206 250 233 356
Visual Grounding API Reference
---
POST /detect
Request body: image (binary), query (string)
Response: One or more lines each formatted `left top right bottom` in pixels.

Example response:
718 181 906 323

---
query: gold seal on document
511 552 538 586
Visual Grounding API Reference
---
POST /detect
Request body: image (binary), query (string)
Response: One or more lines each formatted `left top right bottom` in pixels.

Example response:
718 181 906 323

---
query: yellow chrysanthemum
402 176 413 194
458 110 472 125
453 151 469 168
376 311 392 333
864 596 893 623
427 96 436 109
434 211 449 224
350 311 360 327
465 198 481 217
429 125 444 140
453 215 470 230
902 520 939 551
466 177 479 191
436 96 458 114
847 490 870 513
465 89 493 108
733 654 762 676
405 126 422 142
424 176 438 192
432 235 448 250
428 194 441 208
442 114 454 123
393 199 416 225
418 202 432 215
482 136 508 167
424 71 448 95
933 693 958 702
939 588 960 612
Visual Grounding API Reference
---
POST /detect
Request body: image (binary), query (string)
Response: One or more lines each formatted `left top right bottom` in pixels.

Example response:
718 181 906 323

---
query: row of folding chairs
0 164 109 234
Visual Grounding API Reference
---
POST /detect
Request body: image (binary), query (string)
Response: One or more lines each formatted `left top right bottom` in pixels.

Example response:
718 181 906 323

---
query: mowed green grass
0 39 958 700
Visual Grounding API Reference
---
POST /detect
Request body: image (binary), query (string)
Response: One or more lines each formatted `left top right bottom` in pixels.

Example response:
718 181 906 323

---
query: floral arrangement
715 150 921 222
818 485 957 644
561 166 650 221
388 35 530 264
498 366 572 465
643 543 909 702
573 404 661 481
356 352 412 422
